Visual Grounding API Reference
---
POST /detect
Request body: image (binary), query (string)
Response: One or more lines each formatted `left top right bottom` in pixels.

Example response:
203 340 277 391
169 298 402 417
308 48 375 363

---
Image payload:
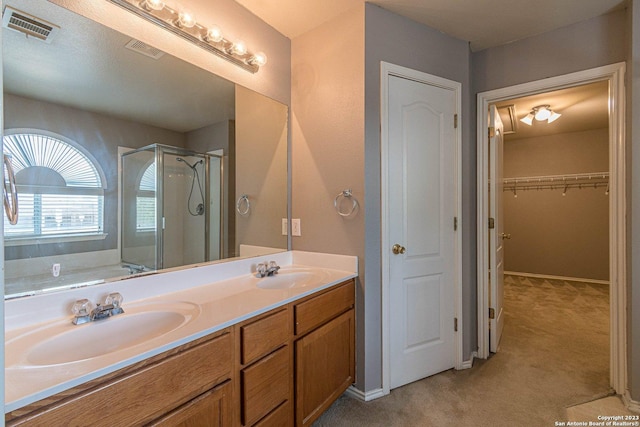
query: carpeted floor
314 275 611 426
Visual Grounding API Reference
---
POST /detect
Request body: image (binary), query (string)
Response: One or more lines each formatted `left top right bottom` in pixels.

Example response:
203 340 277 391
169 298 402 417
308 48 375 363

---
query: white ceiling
235 0 626 51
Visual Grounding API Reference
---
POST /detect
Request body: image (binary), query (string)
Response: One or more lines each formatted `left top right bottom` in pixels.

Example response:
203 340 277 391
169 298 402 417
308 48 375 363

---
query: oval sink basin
255 268 331 290
6 301 200 367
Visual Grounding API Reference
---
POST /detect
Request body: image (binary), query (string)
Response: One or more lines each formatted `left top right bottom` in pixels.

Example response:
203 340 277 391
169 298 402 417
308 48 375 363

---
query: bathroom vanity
4 251 357 426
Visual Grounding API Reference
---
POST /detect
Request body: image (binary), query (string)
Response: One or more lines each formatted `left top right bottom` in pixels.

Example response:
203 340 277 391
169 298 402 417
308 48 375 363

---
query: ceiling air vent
2 6 60 44
497 104 518 135
125 39 165 60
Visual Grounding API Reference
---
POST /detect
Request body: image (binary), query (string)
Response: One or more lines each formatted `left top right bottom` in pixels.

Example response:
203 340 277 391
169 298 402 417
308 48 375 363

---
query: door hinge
488 126 495 138
489 308 495 319
488 217 495 229
454 216 458 231
454 317 458 332
454 114 458 129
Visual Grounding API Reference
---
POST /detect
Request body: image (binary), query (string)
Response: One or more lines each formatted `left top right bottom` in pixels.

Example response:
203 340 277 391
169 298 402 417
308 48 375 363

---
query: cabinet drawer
294 280 355 336
241 308 289 365
9 332 232 426
241 346 290 426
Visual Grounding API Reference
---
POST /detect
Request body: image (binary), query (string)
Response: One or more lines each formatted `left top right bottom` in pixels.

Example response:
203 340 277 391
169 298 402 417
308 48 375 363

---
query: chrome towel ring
236 194 250 216
334 189 358 217
3 154 18 225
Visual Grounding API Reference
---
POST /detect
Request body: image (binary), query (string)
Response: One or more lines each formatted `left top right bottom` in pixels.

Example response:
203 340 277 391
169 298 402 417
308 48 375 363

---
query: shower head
176 157 203 170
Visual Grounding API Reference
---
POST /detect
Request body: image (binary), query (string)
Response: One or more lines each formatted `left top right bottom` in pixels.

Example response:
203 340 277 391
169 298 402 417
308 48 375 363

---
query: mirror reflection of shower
177 157 205 216
121 144 223 272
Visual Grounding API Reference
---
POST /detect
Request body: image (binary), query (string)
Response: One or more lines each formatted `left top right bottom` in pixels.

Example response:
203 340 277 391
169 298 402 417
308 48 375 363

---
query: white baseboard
505 271 610 286
345 386 386 402
623 391 640 414
460 351 477 369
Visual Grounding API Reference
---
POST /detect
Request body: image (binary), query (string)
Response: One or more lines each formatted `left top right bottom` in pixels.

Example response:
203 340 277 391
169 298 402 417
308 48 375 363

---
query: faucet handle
71 299 94 325
256 263 267 277
72 299 94 317
105 292 124 308
105 292 125 315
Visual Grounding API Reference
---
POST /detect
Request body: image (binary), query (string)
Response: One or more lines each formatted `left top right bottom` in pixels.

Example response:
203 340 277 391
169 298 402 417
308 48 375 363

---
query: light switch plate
292 219 301 236
281 218 288 235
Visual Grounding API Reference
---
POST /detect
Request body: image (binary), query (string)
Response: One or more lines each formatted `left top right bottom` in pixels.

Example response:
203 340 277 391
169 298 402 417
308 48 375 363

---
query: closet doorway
476 63 627 394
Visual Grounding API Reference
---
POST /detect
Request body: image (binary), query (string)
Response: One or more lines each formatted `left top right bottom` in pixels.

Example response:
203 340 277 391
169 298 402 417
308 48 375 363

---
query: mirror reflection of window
136 162 156 232
2 131 106 242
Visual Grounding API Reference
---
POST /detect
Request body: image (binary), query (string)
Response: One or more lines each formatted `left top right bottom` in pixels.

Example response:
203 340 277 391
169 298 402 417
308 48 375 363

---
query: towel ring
334 189 358 217
236 194 250 216
3 154 18 225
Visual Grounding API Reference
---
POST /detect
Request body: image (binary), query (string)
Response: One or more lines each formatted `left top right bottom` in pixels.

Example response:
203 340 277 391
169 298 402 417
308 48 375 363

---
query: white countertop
4 250 358 413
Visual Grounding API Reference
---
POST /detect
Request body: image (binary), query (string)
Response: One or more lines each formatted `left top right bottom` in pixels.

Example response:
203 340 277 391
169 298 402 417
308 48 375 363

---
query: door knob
500 232 512 240
392 244 406 255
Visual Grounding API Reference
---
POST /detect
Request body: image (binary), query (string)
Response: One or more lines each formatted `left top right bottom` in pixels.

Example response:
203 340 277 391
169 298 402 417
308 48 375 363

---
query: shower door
121 148 158 270
162 152 207 269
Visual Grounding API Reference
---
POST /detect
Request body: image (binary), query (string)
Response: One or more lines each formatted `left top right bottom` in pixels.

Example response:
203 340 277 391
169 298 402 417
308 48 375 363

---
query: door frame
476 62 627 394
381 61 464 396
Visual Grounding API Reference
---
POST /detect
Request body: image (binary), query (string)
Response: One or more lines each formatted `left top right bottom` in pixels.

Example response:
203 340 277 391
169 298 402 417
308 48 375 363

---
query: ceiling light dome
520 105 561 126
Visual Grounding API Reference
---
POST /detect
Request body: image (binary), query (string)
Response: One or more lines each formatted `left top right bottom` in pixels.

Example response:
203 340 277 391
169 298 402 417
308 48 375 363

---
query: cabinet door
241 346 290 426
150 381 232 427
295 309 355 427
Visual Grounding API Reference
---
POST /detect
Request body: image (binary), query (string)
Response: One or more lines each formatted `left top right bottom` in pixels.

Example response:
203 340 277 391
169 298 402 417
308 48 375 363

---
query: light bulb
547 111 561 123
232 40 247 55
534 106 551 121
141 0 165 11
248 51 267 67
177 10 196 28
520 113 534 126
205 25 223 43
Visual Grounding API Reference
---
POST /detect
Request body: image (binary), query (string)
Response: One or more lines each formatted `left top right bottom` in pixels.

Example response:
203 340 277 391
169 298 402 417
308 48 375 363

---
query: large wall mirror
2 0 289 298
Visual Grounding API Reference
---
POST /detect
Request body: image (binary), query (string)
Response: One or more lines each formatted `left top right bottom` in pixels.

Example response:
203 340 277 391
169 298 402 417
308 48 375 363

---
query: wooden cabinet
236 308 292 427
6 279 356 427
6 330 233 427
293 280 355 427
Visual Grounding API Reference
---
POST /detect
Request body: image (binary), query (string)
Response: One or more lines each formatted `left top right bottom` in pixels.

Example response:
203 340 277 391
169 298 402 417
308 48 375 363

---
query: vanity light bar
106 0 266 73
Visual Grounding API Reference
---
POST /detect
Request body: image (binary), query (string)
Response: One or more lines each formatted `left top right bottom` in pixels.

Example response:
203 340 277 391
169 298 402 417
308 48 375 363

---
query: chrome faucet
255 261 280 278
123 263 147 275
72 292 125 325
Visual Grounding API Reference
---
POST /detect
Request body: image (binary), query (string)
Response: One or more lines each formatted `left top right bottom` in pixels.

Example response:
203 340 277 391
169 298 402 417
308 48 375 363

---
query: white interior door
388 74 457 389
489 105 505 353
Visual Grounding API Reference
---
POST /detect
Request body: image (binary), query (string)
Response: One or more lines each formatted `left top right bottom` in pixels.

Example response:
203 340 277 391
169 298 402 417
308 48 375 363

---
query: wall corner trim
460 351 477 369
345 386 387 402
623 391 640 414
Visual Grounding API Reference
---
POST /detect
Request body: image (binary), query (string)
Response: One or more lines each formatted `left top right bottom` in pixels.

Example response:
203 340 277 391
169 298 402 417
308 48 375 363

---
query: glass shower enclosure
121 144 223 272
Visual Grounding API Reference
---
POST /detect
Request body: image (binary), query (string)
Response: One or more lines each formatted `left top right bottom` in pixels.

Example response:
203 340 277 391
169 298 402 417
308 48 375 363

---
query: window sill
4 233 108 247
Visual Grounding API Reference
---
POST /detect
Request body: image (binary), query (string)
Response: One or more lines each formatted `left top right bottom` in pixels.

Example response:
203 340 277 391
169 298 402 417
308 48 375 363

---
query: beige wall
235 86 288 255
291 9 365 260
504 128 609 280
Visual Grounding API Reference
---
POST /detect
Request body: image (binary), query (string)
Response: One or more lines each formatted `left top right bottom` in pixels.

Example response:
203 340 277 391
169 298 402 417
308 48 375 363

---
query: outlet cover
292 219 301 236
281 218 288 235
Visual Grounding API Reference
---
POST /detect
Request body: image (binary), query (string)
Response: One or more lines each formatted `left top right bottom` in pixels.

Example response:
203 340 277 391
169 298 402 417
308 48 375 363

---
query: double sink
6 267 331 368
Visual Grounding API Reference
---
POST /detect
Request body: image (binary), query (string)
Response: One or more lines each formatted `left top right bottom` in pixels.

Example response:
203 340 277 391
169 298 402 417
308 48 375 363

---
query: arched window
136 161 156 231
3 131 105 241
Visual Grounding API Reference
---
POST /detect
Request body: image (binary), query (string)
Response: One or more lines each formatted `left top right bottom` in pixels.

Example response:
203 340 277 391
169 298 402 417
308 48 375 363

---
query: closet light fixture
520 105 561 126
107 0 267 73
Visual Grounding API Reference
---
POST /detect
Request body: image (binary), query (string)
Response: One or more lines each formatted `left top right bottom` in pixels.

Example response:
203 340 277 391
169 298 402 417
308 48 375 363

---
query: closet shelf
502 172 609 191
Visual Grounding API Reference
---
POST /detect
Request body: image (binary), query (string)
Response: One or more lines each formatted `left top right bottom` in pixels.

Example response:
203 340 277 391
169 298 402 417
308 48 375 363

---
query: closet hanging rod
503 171 609 186
503 182 609 192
